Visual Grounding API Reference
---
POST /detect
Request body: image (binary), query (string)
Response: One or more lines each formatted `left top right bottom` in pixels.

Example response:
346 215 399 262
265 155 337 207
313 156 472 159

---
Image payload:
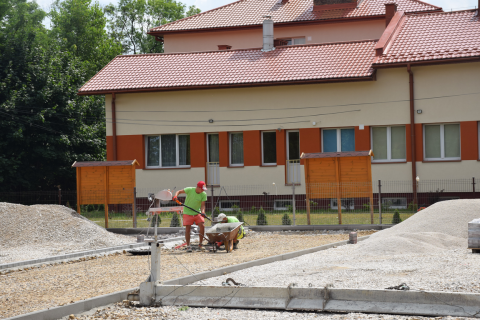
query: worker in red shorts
174 181 207 252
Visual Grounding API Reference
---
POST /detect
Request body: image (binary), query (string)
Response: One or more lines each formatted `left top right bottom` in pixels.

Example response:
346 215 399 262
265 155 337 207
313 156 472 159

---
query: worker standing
217 213 245 250
174 181 208 252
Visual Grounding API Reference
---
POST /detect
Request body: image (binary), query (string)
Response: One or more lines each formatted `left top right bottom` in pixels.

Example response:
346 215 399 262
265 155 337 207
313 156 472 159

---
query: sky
35 0 478 16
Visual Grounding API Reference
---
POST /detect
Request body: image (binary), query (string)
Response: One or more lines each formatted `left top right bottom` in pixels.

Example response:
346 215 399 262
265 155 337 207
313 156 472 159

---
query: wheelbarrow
205 222 244 253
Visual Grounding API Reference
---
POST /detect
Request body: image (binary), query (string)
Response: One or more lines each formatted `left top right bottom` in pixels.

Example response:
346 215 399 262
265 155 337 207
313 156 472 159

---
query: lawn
82 210 415 228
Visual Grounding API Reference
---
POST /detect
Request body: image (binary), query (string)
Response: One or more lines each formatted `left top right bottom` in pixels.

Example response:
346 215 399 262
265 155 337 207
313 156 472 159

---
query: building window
382 198 407 209
207 134 219 163
146 135 190 168
330 198 354 210
424 124 460 161
322 128 355 152
371 126 406 162
219 200 240 211
274 37 306 46
229 132 244 166
262 131 277 165
274 199 292 210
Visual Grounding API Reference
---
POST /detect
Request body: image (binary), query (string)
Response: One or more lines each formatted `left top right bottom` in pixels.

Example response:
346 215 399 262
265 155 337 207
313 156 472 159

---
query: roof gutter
372 56 480 69
77 75 376 96
406 64 417 206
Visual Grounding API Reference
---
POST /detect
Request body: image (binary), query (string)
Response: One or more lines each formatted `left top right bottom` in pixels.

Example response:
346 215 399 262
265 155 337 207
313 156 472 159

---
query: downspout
407 65 417 206
112 93 117 161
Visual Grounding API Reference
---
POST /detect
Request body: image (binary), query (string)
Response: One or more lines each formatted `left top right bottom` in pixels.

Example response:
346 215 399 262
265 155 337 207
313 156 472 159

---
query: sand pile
358 199 480 254
0 203 133 263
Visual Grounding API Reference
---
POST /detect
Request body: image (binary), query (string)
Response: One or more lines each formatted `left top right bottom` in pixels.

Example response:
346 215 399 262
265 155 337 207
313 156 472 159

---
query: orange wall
190 132 207 168
219 132 229 167
355 126 370 151
461 121 478 160
299 128 321 164
244 130 261 166
108 135 145 169
276 130 286 166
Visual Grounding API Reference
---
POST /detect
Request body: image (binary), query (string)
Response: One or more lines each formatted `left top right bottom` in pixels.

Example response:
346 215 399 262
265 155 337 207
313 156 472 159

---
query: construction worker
217 213 245 249
174 181 207 252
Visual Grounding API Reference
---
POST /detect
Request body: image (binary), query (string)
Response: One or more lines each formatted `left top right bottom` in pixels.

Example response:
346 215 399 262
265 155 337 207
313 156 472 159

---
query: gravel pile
0 203 133 264
198 200 480 292
68 302 477 319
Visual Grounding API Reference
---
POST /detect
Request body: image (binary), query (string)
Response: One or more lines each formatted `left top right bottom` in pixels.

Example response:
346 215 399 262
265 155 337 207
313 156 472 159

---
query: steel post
292 183 296 226
133 187 137 228
378 180 382 225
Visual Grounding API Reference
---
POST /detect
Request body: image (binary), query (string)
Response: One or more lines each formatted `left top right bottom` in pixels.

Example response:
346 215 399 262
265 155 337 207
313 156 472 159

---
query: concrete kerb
0 237 185 271
4 236 368 320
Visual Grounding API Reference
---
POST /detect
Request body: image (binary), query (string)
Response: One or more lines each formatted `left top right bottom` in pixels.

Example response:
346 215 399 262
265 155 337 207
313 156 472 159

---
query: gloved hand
201 213 207 218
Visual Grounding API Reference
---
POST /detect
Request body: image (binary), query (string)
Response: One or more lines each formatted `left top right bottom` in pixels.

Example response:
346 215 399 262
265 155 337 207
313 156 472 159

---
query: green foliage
231 204 239 212
105 0 201 54
178 306 189 311
256 206 268 225
170 213 181 227
150 214 161 227
236 210 244 222
286 204 293 212
309 200 318 207
282 213 292 225
250 206 256 213
392 209 402 224
407 201 418 212
213 206 220 218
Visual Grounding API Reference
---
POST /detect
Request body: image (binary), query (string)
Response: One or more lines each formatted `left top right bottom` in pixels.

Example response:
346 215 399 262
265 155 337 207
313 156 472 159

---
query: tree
49 0 122 77
105 0 200 54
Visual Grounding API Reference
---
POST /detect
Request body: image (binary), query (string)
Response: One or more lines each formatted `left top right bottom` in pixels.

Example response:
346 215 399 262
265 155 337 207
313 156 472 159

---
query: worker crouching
216 213 245 250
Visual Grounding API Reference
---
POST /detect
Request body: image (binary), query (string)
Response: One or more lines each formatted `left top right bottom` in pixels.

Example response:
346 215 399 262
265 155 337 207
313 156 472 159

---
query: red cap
197 181 207 191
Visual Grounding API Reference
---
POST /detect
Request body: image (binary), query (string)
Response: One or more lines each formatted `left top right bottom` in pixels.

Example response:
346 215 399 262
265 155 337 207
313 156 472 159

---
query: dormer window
313 0 358 11
274 37 306 46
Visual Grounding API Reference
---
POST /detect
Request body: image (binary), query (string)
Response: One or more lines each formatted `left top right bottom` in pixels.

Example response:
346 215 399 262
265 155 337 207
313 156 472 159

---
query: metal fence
1 178 479 228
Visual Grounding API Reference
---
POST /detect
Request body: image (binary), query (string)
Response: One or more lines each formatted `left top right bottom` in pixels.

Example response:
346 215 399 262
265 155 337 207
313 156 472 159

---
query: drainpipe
407 65 417 206
112 93 117 161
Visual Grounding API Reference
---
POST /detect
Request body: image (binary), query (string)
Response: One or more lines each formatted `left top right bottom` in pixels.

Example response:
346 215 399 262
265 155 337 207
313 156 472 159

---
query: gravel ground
0 203 134 264
0 231 371 319
64 302 478 320
197 200 480 293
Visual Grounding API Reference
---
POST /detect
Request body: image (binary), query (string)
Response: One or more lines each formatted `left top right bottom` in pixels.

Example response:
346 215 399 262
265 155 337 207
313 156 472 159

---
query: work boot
233 242 238 250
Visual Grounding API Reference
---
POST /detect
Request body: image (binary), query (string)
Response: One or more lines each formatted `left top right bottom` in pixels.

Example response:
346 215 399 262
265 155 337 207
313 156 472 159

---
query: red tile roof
78 40 377 94
374 10 480 65
150 0 441 33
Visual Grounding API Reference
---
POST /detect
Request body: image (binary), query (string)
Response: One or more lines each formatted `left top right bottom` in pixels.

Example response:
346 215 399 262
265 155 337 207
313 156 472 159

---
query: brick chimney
218 45 232 50
281 0 288 4
385 3 398 27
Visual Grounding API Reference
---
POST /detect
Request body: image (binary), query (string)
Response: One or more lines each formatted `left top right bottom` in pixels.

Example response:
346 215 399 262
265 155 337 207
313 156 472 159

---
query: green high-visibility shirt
183 187 207 216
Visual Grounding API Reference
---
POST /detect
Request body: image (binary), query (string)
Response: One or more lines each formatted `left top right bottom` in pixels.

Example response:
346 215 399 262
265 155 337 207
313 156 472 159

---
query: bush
250 205 256 213
236 210 244 222
282 213 292 225
309 201 318 207
408 201 418 212
392 209 402 224
170 213 181 227
286 204 293 212
150 214 162 227
256 206 268 225
213 206 220 219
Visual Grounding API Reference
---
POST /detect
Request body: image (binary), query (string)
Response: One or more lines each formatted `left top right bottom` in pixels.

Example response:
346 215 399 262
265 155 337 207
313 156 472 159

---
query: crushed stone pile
0 203 133 264
358 199 480 254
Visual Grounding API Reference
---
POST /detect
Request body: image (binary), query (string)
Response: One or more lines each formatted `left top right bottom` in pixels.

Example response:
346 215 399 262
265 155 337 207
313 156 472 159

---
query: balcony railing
286 159 301 184
207 162 220 186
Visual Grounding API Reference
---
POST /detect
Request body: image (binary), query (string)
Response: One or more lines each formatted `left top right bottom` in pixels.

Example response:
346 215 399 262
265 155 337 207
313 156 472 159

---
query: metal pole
292 182 296 226
473 177 476 198
378 180 382 225
211 184 214 222
133 187 137 228
58 187 62 205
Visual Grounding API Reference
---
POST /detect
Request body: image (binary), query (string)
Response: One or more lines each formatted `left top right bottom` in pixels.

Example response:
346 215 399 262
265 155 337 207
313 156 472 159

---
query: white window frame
261 131 277 166
229 132 244 167
286 130 300 160
382 198 407 209
144 134 191 168
330 198 354 210
274 199 292 211
219 200 240 211
321 128 355 152
423 123 461 161
276 37 306 46
370 126 406 163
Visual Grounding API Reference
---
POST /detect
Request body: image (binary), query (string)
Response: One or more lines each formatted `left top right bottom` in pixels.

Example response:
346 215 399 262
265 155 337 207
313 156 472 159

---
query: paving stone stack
468 218 480 253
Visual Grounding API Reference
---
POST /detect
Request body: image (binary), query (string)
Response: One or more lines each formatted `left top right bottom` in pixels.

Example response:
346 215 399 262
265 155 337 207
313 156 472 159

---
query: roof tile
151 0 440 32
79 41 377 94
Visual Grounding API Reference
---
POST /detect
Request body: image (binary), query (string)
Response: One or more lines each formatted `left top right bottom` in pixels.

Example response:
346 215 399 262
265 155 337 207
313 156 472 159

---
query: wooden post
76 167 81 214
335 158 342 225
305 159 311 225
105 166 109 229
132 165 136 228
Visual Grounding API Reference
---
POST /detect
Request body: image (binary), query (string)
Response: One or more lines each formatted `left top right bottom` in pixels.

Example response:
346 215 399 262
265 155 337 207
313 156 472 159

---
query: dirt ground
0 231 375 319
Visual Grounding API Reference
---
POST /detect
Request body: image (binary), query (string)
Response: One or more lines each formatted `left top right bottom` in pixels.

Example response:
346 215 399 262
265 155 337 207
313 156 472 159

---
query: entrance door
286 131 300 184
207 134 220 185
